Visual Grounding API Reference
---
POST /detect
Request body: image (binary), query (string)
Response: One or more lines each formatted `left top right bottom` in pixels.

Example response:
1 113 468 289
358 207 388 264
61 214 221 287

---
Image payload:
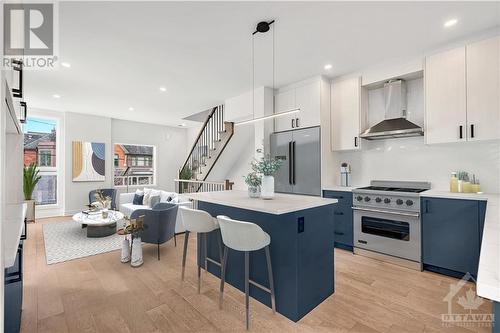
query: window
114 144 155 186
24 117 58 205
39 150 52 166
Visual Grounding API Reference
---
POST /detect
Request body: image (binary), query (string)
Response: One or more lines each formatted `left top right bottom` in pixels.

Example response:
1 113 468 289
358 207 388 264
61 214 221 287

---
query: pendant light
235 20 300 126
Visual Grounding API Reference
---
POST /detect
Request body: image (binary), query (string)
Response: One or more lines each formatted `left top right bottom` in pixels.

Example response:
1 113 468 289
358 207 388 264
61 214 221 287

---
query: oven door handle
352 206 420 218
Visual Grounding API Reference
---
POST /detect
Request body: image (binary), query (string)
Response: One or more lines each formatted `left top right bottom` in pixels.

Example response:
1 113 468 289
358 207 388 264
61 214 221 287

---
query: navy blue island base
196 200 336 322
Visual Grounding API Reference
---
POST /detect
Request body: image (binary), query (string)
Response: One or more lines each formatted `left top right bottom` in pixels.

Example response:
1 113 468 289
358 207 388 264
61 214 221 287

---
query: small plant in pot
251 155 282 200
23 163 41 223
244 172 262 198
179 166 193 193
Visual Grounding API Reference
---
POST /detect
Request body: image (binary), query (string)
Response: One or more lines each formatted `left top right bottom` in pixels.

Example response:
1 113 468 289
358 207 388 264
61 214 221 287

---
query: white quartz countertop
3 203 26 268
422 189 490 201
475 194 500 303
323 186 361 192
186 190 338 215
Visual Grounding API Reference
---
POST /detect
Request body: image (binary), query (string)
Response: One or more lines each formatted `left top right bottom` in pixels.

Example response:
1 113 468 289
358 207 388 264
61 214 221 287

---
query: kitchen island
185 190 337 322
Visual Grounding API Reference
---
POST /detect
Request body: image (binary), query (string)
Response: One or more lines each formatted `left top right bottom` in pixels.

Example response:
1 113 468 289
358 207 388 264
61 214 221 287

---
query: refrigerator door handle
292 141 296 185
288 141 293 184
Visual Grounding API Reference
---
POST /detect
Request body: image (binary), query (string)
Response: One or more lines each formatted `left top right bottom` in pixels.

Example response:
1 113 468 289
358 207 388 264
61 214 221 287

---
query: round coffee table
73 211 124 238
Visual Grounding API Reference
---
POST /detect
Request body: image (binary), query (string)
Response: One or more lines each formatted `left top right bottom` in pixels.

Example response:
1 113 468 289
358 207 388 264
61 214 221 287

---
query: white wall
64 112 113 214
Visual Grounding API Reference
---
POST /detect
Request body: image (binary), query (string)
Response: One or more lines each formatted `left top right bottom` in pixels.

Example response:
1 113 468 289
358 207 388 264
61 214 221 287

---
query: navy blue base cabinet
421 197 486 279
4 243 23 333
196 201 335 322
323 190 353 251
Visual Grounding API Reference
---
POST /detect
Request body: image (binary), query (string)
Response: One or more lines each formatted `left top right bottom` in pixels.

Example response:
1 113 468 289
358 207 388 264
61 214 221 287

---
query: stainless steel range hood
360 79 423 140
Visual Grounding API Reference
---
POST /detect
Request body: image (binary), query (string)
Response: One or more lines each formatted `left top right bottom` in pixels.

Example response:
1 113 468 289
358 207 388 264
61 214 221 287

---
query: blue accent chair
130 202 178 260
88 188 117 210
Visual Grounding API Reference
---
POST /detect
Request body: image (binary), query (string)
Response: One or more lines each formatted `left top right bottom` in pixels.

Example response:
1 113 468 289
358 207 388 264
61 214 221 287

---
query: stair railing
179 104 225 181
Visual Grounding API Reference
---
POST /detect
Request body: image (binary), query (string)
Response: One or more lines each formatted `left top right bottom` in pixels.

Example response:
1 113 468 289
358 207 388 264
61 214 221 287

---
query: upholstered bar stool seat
179 206 223 293
217 215 276 330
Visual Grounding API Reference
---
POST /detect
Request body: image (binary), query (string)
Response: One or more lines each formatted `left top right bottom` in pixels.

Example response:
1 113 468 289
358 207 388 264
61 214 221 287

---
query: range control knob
396 199 404 205
356 196 363 201
406 200 414 206
384 198 391 204
375 197 382 203
364 196 371 202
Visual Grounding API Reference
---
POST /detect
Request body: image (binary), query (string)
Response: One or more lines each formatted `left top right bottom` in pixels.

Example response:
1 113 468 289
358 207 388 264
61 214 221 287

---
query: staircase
179 105 234 184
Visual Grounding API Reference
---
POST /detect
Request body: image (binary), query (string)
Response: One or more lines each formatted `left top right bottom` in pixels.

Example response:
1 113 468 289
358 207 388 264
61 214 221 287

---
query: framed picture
72 141 105 182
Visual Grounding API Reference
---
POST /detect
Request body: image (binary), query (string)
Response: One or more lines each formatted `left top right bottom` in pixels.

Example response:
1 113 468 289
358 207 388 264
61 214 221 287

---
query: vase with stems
244 172 262 198
251 155 282 200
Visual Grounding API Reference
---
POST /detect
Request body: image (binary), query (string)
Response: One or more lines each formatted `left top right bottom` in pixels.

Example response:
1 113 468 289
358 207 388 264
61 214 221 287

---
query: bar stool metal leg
219 246 228 309
265 246 276 313
245 251 250 330
204 233 209 271
181 231 190 281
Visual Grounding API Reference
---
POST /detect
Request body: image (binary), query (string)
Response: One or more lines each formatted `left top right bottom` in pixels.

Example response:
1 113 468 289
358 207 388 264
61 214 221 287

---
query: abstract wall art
72 141 105 182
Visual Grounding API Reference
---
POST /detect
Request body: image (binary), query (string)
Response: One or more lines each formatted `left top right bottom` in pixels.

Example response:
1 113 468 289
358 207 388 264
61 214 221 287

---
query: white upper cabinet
295 81 321 129
466 36 500 141
331 76 361 151
274 79 322 132
274 89 296 132
425 36 500 144
425 46 467 144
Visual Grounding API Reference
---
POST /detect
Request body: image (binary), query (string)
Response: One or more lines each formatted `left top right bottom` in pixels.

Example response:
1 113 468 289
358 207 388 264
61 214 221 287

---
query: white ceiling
25 1 500 127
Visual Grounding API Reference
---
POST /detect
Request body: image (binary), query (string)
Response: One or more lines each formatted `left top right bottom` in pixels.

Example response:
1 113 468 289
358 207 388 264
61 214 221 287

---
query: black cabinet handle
296 118 300 127
12 59 23 98
459 125 463 139
424 200 430 214
334 231 345 236
19 101 27 124
291 118 295 128
334 211 344 216
354 137 358 147
471 124 475 138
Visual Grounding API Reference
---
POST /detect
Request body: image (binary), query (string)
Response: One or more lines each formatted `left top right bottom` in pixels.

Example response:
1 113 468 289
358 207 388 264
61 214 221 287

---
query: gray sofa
119 191 191 234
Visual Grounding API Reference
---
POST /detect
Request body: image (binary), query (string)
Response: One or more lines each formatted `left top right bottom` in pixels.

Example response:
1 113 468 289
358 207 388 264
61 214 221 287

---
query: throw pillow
133 193 144 205
143 188 153 206
160 191 172 203
149 195 160 208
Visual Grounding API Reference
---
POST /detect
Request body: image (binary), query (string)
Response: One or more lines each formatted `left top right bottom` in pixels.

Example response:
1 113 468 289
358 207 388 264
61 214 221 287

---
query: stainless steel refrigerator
270 126 321 196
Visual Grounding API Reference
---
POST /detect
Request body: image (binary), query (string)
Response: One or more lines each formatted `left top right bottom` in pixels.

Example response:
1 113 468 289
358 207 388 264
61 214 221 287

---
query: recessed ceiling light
444 19 458 28
128 107 134 111
52 94 61 99
324 64 333 70
159 86 167 92
178 123 186 127
61 62 71 68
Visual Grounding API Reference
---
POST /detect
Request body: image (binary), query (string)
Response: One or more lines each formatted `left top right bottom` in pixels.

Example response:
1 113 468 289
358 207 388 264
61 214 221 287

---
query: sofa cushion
160 191 173 203
133 193 144 205
120 203 149 218
149 195 160 208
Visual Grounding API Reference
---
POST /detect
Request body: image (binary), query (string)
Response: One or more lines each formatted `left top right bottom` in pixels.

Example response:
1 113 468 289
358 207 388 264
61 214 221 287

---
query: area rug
42 220 123 264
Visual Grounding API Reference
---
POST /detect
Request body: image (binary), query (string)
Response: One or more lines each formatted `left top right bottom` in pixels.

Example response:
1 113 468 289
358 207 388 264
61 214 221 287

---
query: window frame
113 143 156 188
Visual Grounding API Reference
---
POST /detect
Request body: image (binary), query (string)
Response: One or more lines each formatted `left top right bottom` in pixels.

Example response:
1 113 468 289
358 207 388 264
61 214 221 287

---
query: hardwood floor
20 216 492 333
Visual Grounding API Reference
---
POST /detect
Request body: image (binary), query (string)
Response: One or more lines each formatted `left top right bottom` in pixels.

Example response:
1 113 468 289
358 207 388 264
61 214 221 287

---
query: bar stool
217 215 276 330
179 206 223 293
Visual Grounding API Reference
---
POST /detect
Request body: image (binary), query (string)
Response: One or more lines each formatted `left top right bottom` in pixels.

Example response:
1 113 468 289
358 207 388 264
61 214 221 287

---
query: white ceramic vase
121 238 131 263
131 237 143 267
25 199 35 223
261 175 275 200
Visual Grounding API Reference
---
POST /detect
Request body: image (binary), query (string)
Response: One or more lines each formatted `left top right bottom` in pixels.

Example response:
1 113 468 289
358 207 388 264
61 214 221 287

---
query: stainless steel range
352 180 431 270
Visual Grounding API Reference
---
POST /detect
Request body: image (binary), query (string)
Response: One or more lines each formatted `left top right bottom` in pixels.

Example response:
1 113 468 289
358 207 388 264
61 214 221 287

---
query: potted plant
251 155 282 200
179 166 193 193
23 163 41 223
244 172 262 198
